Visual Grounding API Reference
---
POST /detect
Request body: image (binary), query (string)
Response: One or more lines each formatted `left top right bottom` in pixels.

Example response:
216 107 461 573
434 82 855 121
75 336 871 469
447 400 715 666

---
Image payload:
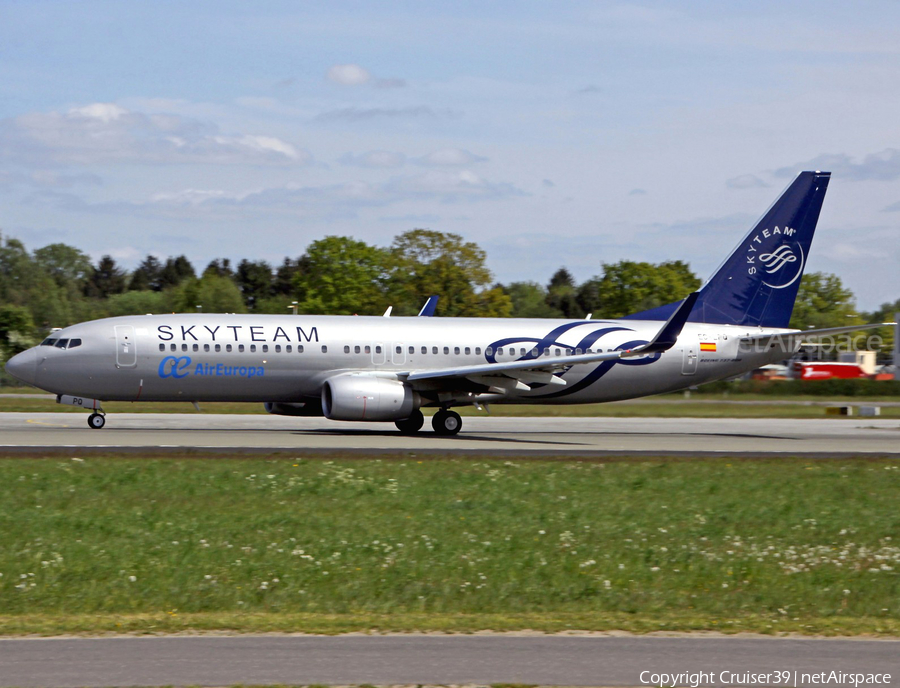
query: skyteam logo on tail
745 226 805 290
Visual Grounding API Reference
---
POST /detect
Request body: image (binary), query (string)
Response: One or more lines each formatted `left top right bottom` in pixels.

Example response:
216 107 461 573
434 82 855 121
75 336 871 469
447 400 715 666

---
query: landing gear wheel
432 410 462 436
87 413 106 430
395 409 425 434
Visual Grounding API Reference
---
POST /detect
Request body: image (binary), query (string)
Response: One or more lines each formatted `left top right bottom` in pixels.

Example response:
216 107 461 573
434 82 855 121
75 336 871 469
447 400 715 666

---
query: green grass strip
2 456 898 636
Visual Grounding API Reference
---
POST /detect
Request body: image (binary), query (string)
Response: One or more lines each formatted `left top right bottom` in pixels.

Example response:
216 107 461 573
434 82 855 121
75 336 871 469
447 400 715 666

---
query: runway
1 635 898 687
1 412 899 457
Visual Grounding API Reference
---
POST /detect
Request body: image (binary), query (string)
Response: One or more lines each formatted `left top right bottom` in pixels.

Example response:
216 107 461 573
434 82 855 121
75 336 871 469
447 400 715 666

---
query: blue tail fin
626 170 830 328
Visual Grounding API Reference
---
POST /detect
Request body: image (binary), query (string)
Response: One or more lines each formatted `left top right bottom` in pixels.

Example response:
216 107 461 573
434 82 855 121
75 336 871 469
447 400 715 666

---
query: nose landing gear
87 413 106 430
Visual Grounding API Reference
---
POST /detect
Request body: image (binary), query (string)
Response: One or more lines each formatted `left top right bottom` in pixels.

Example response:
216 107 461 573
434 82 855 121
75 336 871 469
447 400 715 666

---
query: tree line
1 228 897 365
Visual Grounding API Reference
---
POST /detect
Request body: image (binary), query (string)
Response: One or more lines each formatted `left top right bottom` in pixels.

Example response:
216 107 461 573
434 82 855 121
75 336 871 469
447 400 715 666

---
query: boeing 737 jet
5 171 892 435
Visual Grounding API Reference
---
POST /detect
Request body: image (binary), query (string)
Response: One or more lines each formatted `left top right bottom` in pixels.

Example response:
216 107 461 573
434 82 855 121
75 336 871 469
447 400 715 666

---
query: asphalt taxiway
1 635 898 687
1 412 898 457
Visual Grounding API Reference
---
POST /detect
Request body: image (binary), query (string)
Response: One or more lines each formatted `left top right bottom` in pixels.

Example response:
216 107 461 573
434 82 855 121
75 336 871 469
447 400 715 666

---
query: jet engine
263 400 324 417
321 374 419 421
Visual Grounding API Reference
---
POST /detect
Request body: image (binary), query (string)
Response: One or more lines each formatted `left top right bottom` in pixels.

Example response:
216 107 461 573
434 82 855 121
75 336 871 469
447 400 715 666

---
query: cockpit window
55 339 70 348
68 339 82 349
41 338 58 347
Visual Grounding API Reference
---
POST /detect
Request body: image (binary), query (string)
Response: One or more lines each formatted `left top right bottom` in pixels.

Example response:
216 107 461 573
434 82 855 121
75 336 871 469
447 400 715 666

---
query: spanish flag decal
700 342 717 352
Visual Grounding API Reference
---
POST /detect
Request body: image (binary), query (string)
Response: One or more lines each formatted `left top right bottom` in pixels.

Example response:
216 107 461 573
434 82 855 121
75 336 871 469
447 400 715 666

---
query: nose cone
5 348 38 386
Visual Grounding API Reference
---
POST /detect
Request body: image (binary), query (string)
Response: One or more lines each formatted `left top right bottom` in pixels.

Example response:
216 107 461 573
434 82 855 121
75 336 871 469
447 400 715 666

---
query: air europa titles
157 324 319 343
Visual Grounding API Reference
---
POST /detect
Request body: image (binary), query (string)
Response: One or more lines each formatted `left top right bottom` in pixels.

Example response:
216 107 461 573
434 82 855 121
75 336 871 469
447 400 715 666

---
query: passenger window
543 347 550 356
170 344 177 352
443 346 449 355
475 347 481 355
408 346 414 354
227 344 233 352
465 347 471 355
364 345 370 354
250 345 257 353
485 346 493 356
575 348 583 355
215 344 222 352
452 346 459 355
297 345 304 353
375 345 381 354
532 348 538 356
497 347 504 355
239 344 245 352
159 343 165 352
204 344 210 352
344 345 350 354
355 346 361 354
520 348 526 356
262 345 268 353
321 345 328 353
421 346 427 354
192 344 199 352
274 345 280 353
396 346 402 354
432 346 438 354
286 345 292 353
555 348 561 356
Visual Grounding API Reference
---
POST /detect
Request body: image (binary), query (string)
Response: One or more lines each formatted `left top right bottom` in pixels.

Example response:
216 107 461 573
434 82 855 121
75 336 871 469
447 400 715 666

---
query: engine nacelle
321 374 419 421
263 401 324 417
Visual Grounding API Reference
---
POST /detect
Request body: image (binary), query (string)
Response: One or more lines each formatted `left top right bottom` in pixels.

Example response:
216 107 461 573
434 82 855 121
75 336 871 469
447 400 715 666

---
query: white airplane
5 171 892 434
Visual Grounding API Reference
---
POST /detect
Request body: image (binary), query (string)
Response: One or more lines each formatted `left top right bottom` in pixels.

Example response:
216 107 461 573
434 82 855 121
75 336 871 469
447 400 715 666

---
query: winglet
417 296 439 317
631 291 699 355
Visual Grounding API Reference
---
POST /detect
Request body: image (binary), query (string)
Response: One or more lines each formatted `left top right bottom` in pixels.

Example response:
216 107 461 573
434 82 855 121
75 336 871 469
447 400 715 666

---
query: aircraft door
115 325 137 368
371 343 386 366
391 342 406 365
681 344 698 375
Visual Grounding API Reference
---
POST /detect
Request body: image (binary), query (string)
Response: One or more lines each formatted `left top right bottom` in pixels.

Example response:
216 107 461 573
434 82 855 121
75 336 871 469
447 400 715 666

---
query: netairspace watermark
639 669 892 687
738 335 886 355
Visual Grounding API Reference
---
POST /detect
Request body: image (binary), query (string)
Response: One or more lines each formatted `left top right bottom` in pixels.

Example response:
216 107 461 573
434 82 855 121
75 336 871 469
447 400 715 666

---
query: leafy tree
863 298 900 361
203 258 234 279
235 259 273 310
84 255 127 299
159 255 195 289
104 290 172 317
273 257 302 296
592 260 700 318
387 229 511 317
504 281 563 318
33 243 92 291
789 272 862 330
173 274 247 314
0 304 35 355
294 236 389 315
545 267 580 318
129 255 163 291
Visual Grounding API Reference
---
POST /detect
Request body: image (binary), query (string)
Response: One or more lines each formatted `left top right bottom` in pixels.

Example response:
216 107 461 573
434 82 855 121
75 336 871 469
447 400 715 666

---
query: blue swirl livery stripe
487 323 660 399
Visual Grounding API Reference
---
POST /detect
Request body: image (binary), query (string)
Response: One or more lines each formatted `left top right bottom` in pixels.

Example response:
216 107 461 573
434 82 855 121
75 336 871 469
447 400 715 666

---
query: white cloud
726 174 768 189
775 149 900 181
0 103 309 167
314 106 458 123
326 64 372 86
416 148 486 167
339 150 407 169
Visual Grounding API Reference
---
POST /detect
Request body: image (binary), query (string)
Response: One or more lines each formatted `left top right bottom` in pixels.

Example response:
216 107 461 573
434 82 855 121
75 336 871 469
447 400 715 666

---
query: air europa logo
158 356 265 379
745 225 805 290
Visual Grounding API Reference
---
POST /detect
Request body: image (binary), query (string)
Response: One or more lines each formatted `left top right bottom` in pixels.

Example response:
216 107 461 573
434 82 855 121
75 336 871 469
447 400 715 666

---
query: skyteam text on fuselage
5 171 893 434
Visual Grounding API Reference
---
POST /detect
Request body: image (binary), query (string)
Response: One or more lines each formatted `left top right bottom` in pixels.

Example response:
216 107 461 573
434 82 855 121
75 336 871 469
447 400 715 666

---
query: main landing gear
394 408 463 436
87 412 106 430
432 409 462 436
395 409 425 434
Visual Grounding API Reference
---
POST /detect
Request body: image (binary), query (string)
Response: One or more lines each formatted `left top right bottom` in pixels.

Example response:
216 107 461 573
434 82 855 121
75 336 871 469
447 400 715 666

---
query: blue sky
1 0 898 309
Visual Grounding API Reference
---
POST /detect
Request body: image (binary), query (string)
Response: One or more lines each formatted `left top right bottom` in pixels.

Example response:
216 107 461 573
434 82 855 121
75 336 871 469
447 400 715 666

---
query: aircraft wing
740 322 896 344
402 292 698 391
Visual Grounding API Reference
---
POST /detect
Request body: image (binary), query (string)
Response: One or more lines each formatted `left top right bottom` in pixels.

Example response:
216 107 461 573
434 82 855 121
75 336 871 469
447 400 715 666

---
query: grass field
2 455 899 636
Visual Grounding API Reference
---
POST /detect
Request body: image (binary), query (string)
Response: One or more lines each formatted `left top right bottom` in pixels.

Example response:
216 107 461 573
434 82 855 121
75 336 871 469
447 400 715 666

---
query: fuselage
9 313 793 406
